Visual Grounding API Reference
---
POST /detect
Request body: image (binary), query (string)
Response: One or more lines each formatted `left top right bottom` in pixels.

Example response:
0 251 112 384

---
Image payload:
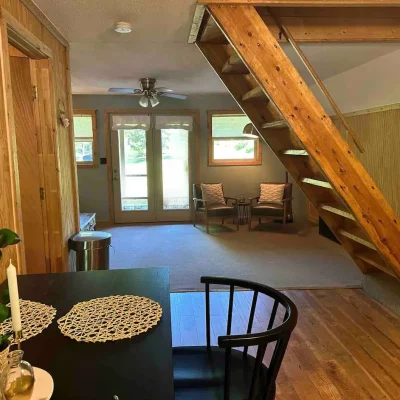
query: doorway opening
7 44 62 274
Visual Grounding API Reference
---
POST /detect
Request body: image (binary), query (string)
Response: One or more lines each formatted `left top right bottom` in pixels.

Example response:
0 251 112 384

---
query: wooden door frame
0 7 64 274
104 109 200 225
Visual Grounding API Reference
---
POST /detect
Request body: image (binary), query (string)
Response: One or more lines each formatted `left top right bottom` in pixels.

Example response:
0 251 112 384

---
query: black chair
173 277 298 400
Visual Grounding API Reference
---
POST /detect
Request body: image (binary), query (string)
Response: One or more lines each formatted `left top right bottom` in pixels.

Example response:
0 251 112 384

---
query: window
208 111 262 166
73 110 97 167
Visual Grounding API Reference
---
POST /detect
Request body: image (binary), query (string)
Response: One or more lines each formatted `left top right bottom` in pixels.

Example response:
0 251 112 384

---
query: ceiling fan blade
154 87 173 93
162 93 187 100
108 88 136 94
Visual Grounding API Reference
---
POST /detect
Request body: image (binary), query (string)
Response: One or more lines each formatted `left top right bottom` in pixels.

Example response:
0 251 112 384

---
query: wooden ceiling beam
191 6 400 43
262 15 400 42
257 6 400 16
198 0 400 6
188 5 206 44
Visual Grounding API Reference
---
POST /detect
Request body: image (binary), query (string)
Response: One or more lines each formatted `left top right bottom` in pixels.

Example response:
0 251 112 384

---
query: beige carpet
102 222 362 292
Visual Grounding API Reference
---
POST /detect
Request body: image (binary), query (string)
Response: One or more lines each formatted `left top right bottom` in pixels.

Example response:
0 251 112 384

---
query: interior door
111 114 193 224
9 51 48 273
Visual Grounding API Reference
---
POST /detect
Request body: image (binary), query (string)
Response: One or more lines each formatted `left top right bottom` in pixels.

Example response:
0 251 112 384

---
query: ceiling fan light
242 123 258 139
139 95 149 108
150 95 160 108
114 22 132 34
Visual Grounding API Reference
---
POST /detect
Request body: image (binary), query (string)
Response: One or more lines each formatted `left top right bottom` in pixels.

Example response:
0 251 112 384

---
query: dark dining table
0 267 175 400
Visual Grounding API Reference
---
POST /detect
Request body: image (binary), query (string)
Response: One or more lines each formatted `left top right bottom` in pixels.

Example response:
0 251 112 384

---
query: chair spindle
205 283 211 348
226 285 234 335
244 290 258 356
263 336 290 400
224 347 232 400
267 299 279 330
248 343 267 400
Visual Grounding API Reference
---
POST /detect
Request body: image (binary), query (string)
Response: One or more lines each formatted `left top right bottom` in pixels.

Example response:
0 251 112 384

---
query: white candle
6 260 21 332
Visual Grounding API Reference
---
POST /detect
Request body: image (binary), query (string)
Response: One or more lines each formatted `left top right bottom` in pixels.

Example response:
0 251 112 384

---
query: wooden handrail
268 8 365 153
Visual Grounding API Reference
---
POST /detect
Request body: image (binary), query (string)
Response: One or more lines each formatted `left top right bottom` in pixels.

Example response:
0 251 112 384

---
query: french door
111 114 193 223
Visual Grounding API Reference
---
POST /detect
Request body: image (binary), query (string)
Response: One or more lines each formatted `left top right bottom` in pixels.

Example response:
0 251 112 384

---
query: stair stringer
200 4 400 278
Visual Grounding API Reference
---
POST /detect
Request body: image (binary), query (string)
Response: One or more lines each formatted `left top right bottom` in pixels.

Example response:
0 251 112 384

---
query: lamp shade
242 123 258 138
150 95 160 108
139 95 149 108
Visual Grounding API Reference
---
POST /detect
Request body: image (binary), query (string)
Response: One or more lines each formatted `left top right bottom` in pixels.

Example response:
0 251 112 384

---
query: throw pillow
201 183 226 205
259 183 284 204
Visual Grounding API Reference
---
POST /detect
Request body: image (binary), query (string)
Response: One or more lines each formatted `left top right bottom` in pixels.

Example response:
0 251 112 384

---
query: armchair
249 182 293 229
193 183 238 234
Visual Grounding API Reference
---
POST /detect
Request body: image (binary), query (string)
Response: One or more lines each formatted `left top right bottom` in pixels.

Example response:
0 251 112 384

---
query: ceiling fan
108 78 187 108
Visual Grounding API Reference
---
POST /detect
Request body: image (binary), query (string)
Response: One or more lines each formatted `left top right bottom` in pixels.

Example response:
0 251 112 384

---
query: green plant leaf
0 229 20 249
0 334 10 351
0 290 9 305
0 304 9 324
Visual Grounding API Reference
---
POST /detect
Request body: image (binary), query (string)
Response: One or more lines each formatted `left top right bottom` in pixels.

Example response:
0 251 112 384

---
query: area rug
102 223 362 292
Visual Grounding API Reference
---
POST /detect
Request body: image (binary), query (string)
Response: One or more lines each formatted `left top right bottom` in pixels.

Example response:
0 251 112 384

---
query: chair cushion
254 203 284 210
174 346 275 400
198 204 237 217
207 204 235 211
259 184 284 204
201 183 225 205
251 204 284 218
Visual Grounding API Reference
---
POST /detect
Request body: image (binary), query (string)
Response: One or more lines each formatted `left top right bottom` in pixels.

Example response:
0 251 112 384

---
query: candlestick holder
2 333 54 399
3 349 35 398
13 331 22 351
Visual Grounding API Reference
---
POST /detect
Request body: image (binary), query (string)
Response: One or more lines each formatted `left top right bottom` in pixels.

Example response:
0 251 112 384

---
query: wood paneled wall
333 104 400 217
0 0 78 279
9 55 48 273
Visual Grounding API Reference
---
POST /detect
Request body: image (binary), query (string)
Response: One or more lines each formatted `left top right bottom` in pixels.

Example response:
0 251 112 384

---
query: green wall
72 94 307 223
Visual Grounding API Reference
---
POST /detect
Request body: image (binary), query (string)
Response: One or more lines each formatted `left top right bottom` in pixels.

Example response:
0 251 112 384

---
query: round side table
236 201 250 225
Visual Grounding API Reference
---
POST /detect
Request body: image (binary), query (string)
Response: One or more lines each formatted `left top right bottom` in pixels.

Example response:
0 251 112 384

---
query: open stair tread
222 54 248 74
355 250 396 277
242 86 267 102
261 120 288 129
338 228 376 250
281 150 308 156
319 203 355 220
301 178 332 189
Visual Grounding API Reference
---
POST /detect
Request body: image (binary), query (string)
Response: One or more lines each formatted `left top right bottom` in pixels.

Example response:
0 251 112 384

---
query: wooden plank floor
171 289 400 399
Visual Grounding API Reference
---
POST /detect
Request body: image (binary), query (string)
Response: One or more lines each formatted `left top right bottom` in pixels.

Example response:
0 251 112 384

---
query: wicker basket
0 345 9 400
0 346 9 373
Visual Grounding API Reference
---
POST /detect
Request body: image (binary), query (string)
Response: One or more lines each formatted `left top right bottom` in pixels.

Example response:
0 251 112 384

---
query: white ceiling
34 0 400 95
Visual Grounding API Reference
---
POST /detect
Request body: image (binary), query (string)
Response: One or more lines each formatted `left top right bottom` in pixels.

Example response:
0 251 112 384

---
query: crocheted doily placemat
0 299 56 342
57 295 162 343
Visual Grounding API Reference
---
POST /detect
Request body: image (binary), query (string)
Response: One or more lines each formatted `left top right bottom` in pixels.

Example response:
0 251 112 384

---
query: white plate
13 367 54 400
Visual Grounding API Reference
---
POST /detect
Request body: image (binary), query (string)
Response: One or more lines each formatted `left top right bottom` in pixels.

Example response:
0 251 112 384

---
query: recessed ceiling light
114 22 132 34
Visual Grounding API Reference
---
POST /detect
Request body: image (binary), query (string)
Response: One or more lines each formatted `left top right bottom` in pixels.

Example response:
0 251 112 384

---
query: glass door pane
161 129 189 211
112 122 156 223
120 129 149 211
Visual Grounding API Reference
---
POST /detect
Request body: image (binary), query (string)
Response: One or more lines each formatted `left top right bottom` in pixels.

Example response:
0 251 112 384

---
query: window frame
208 110 262 166
73 109 98 168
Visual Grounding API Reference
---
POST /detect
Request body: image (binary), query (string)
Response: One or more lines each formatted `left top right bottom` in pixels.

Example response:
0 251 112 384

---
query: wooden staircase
191 4 400 280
